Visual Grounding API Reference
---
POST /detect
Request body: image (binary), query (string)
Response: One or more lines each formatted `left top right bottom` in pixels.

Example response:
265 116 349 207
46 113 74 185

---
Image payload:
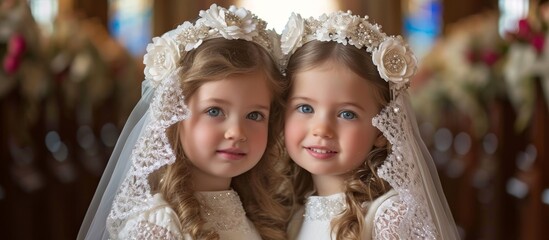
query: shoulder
117 193 184 239
363 190 408 239
364 189 399 219
362 189 402 239
373 191 405 223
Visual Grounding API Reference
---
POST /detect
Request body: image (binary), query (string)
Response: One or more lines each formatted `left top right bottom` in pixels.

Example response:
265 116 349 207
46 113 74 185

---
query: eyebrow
288 96 315 103
203 98 270 111
289 96 366 111
338 102 366 111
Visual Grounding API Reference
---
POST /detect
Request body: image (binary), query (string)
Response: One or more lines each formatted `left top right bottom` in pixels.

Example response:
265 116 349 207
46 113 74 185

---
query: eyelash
205 107 224 117
338 111 357 120
296 104 358 120
247 111 265 121
296 104 314 113
205 107 266 121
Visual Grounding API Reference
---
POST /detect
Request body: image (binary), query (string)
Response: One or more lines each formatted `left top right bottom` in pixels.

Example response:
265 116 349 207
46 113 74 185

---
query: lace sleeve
115 194 184 240
373 196 407 240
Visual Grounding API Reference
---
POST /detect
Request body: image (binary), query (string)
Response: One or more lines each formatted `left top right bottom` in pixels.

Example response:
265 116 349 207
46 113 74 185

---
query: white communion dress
116 190 261 240
288 190 406 240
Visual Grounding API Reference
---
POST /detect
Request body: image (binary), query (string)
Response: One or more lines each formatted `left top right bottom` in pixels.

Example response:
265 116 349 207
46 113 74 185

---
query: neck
311 174 346 196
191 167 232 191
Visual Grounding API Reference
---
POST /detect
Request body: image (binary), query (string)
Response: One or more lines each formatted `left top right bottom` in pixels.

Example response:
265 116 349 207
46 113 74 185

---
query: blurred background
0 0 548 239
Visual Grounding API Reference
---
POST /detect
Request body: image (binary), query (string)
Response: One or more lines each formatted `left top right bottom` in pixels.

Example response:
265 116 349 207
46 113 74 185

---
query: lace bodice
303 193 347 221
115 190 261 240
288 190 405 240
116 193 184 240
194 190 261 239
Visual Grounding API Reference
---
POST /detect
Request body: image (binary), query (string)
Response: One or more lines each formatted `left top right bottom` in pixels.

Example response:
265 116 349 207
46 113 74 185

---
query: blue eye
297 104 314 114
339 111 357 119
247 112 265 121
206 107 223 117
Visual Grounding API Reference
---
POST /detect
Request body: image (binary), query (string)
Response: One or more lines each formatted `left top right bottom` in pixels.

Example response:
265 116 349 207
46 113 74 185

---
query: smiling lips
304 146 338 159
217 148 246 160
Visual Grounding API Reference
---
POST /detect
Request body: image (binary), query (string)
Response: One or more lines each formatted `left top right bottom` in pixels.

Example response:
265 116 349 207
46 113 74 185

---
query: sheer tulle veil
78 80 154 239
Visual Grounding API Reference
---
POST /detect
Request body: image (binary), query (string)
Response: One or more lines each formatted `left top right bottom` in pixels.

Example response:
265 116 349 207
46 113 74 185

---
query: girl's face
179 71 272 191
285 60 385 184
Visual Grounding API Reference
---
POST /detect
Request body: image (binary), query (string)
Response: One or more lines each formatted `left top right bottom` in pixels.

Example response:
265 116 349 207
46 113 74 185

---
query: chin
303 167 338 176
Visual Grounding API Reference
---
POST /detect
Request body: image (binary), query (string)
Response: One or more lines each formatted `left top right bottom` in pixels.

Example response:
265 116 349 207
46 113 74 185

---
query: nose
312 120 334 139
224 121 247 142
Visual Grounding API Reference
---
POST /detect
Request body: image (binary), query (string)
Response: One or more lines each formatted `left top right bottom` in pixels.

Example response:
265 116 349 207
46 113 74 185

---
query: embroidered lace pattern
107 70 190 236
195 190 251 232
129 221 182 240
303 193 346 221
372 98 439 239
373 198 406 239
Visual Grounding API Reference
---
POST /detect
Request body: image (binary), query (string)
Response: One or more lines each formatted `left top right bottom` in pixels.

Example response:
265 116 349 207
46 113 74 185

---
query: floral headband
281 11 418 90
142 4 281 88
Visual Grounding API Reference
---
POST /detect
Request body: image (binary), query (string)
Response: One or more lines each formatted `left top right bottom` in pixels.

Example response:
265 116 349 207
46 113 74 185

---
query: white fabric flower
335 13 359 43
372 37 417 84
172 21 205 51
143 36 181 87
281 13 305 55
315 14 333 42
199 4 256 41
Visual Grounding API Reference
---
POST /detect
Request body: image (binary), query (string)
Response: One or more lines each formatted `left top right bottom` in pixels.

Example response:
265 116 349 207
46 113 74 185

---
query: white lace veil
77 4 280 239
373 92 459 238
78 79 155 240
280 12 460 239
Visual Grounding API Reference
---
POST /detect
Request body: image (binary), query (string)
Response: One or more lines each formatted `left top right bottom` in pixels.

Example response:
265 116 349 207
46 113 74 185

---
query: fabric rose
199 4 256 41
281 13 305 55
372 37 417 84
143 35 181 87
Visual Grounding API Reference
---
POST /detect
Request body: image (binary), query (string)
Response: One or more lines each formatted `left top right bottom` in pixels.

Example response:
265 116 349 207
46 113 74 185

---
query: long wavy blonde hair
155 38 290 240
285 41 391 239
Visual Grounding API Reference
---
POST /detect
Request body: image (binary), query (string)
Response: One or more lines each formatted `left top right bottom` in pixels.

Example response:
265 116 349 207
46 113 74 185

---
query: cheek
341 127 376 157
284 116 304 151
249 123 269 146
181 120 218 152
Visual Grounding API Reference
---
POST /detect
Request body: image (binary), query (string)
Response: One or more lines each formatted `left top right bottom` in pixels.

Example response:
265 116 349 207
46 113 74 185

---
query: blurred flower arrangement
413 3 549 135
502 5 549 131
1 0 139 130
0 0 49 139
0 0 140 181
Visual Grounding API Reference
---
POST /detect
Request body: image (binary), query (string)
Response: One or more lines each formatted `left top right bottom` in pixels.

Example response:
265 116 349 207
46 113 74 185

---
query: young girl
78 4 289 240
281 12 460 239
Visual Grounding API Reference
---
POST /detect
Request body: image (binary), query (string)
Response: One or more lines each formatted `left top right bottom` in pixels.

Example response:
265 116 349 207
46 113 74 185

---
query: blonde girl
281 11 459 240
78 5 289 240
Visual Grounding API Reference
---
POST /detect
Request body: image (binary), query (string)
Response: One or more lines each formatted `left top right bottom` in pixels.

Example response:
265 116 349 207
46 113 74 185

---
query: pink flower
481 50 500 66
530 34 545 54
517 19 532 40
8 34 26 58
3 55 21 75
